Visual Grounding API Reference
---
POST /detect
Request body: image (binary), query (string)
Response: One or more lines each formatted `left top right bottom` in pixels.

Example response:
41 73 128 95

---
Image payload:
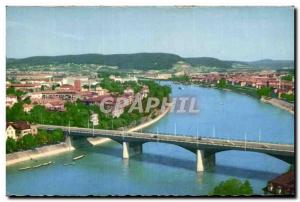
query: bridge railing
38 125 293 146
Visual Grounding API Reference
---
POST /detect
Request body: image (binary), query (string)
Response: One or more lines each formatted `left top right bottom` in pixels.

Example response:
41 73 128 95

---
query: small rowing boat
73 154 85 161
32 164 43 169
18 166 31 171
63 162 75 166
42 161 53 166
32 161 53 169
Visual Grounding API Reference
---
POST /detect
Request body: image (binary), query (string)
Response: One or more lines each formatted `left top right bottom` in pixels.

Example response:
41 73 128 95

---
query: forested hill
184 57 238 68
6 53 182 70
7 53 294 70
185 57 294 69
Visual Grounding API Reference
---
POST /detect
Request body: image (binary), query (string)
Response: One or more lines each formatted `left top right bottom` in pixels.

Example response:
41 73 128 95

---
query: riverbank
184 81 294 113
128 105 171 132
6 142 75 166
87 104 171 145
6 105 171 165
261 97 294 114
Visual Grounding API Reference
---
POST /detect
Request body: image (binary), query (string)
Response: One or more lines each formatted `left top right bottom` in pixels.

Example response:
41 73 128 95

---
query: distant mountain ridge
7 53 294 70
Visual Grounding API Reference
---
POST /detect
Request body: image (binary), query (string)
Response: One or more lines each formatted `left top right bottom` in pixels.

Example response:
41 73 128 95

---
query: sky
6 6 294 61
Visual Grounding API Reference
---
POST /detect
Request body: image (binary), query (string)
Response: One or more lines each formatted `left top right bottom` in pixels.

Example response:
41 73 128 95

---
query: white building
6 96 18 108
6 125 16 140
109 75 138 83
90 113 99 126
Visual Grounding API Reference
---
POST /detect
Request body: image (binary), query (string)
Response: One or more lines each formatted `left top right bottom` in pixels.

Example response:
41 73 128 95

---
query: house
109 75 138 83
9 83 41 92
23 104 34 113
265 171 294 195
6 96 18 108
124 87 134 95
95 86 108 96
45 101 65 112
6 121 38 139
6 125 16 140
59 84 74 91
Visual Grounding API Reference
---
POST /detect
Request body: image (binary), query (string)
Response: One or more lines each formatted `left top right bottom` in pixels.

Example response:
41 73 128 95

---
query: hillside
6 53 182 70
7 53 294 70
184 57 235 68
247 59 294 69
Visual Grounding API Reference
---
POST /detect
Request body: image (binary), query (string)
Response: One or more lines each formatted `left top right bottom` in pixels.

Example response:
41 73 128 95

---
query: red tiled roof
7 121 30 130
269 171 295 188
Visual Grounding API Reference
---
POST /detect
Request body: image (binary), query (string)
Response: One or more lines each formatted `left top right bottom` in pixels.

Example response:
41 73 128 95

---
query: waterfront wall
261 97 294 114
6 143 75 166
127 105 171 132
6 105 171 165
86 137 111 146
87 105 171 145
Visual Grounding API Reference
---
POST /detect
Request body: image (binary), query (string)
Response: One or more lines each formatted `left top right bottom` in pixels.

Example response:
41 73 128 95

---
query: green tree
281 93 294 102
6 87 26 97
23 96 31 104
6 137 17 153
281 74 293 81
20 134 37 150
41 85 46 91
257 87 272 98
171 75 190 82
216 78 226 88
6 103 25 121
210 178 253 196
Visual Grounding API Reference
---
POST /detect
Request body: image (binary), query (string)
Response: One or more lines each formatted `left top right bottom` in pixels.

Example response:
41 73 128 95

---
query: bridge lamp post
174 123 177 136
68 120 70 135
244 132 247 151
196 126 199 146
93 123 95 136
212 124 216 138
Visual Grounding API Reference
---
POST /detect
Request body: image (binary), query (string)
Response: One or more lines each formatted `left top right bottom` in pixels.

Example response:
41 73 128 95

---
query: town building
265 171 295 195
74 80 81 91
23 104 34 113
6 96 18 108
109 75 138 83
6 121 38 140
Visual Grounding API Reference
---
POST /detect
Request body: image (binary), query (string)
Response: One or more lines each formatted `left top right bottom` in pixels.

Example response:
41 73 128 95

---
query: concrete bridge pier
65 134 73 149
123 142 143 159
196 150 215 172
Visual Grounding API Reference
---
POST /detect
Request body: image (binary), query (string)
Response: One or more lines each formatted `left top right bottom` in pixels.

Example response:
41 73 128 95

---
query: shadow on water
212 165 280 181
132 153 195 171
71 136 282 181
88 144 280 180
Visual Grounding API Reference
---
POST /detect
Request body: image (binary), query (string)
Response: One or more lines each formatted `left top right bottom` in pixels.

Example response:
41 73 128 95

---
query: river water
6 81 294 196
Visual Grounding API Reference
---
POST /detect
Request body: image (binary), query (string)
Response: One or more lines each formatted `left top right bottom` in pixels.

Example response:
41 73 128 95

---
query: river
6 81 294 196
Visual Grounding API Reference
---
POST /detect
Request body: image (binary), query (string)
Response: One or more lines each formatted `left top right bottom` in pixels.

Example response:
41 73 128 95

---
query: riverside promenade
6 105 171 165
261 97 294 114
88 105 171 145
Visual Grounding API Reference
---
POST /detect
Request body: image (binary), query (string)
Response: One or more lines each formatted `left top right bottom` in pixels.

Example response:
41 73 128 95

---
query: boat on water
18 166 31 171
73 154 85 161
63 162 76 166
32 164 43 169
178 86 184 90
32 161 53 169
42 161 53 166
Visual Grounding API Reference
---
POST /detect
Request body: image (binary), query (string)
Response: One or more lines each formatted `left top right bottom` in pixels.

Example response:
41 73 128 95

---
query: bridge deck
37 124 294 156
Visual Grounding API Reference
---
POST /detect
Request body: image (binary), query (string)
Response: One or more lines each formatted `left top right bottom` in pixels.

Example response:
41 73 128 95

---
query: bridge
37 124 295 172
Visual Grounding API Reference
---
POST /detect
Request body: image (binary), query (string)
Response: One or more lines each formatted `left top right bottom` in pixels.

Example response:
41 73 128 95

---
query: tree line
6 129 64 154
